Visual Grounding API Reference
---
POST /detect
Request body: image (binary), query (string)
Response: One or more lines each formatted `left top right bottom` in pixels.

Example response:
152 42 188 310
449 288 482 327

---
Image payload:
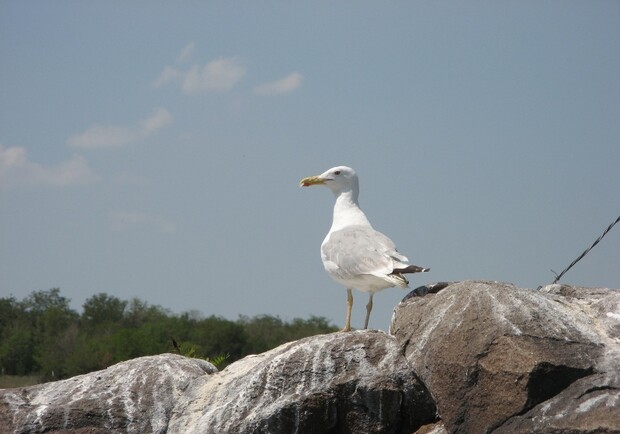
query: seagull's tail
389 265 430 288
393 265 430 274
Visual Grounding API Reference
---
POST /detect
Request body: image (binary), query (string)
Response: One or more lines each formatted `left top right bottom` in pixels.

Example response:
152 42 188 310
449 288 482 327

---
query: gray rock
494 372 620 434
168 330 436 434
415 421 448 434
0 354 216 434
391 280 619 434
2 282 618 434
493 284 620 434
401 282 455 300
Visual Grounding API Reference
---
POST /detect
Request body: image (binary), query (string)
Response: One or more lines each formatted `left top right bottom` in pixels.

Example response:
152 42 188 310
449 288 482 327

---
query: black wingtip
394 265 430 274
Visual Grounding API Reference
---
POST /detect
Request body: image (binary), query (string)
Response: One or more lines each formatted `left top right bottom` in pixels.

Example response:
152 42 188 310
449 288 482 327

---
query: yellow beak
299 175 325 187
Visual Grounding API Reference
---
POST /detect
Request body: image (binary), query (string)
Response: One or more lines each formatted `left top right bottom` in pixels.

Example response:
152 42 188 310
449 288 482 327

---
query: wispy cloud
109 211 176 233
176 42 195 63
67 108 172 149
152 57 246 95
253 72 303 96
152 66 181 88
0 144 97 189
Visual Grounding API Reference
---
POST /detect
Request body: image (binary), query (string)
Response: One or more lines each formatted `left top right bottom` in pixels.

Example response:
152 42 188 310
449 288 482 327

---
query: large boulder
494 372 620 434
2 282 618 434
168 330 436 434
391 281 620 434
0 354 216 434
493 284 620 434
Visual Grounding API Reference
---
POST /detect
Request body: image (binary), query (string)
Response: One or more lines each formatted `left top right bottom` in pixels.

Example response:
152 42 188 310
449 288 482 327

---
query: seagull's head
300 166 359 196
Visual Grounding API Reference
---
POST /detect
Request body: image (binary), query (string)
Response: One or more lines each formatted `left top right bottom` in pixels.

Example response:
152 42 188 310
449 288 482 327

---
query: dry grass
0 375 42 389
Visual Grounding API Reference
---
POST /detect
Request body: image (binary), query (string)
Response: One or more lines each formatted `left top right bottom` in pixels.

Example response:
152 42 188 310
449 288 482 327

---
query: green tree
239 315 338 354
123 298 169 328
0 326 36 375
238 315 287 354
0 289 338 380
22 289 79 379
0 296 20 338
287 316 338 338
0 296 36 375
82 293 127 332
63 332 116 376
22 288 72 314
188 316 247 361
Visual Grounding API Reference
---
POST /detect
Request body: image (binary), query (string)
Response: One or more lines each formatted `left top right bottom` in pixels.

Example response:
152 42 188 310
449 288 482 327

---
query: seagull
300 166 429 331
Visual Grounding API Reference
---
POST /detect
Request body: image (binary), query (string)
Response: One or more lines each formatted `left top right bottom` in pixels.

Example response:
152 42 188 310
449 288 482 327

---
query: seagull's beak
299 175 325 187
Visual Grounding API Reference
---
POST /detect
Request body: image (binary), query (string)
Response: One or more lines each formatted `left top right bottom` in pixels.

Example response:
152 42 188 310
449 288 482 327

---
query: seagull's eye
334 170 341 175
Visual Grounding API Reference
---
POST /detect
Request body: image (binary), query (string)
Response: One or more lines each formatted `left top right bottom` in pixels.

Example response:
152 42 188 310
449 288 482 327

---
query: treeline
0 288 337 381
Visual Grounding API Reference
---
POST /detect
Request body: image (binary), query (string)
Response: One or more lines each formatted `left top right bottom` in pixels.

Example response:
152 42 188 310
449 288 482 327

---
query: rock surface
392 281 620 434
494 372 620 434
493 284 620 434
0 354 216 434
1 281 619 434
168 330 435 434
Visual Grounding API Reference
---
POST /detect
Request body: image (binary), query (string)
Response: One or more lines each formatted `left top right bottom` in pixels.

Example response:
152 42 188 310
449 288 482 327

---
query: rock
0 354 216 434
415 421 448 434
494 372 620 434
401 282 455 300
2 282 618 433
494 284 620 434
168 330 436 434
391 280 620 434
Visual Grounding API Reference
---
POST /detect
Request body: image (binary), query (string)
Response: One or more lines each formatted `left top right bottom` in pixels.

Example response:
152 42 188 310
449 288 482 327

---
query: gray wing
321 225 408 280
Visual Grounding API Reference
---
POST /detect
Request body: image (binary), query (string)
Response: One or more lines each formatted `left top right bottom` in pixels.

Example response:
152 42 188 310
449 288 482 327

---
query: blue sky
1 2 619 331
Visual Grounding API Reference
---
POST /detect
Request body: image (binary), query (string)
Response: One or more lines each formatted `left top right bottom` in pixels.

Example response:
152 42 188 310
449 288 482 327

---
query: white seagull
300 165 429 331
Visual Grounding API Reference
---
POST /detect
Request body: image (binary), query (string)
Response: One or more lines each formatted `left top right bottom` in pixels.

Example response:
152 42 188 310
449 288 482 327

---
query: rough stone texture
494 372 620 434
493 284 620 434
415 421 448 434
391 280 620 434
2 282 618 434
0 354 216 434
401 282 455 300
168 330 436 434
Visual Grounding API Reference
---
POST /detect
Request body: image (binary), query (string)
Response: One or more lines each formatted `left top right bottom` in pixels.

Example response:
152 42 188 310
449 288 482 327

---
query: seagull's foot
340 325 352 332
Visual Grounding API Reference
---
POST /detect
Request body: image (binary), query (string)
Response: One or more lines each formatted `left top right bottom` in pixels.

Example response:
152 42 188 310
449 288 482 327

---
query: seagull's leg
342 288 353 332
364 293 374 329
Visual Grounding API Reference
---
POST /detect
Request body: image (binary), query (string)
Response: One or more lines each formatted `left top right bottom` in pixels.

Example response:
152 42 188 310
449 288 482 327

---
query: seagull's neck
329 190 372 233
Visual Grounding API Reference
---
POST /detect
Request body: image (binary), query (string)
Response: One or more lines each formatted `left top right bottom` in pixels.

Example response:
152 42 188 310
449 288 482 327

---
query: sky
1 2 619 331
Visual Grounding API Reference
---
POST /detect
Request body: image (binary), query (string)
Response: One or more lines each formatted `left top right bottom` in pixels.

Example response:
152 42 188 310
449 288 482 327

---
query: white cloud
176 42 195 63
152 57 246 95
253 72 303 96
67 108 172 149
182 57 246 94
0 144 97 189
152 66 181 88
140 107 173 135
109 211 176 233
